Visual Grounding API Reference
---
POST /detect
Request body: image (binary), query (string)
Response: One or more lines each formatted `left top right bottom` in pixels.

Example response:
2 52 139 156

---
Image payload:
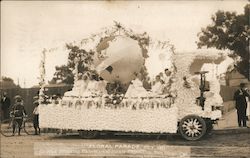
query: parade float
39 23 234 140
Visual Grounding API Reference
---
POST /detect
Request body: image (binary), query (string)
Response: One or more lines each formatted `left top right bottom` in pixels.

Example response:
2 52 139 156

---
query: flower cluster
58 96 173 110
38 49 46 104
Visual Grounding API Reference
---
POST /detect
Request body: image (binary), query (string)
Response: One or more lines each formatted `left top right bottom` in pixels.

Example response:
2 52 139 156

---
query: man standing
234 83 249 128
1 92 11 120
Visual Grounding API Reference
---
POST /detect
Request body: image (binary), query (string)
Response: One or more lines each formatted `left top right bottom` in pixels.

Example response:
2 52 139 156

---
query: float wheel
179 115 206 141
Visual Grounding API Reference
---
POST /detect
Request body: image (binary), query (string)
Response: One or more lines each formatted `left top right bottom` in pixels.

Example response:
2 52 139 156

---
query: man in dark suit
234 83 249 128
1 92 11 120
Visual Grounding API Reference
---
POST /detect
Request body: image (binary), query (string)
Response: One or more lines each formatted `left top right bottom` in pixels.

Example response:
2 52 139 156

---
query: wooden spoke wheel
179 115 207 141
24 117 35 135
0 119 17 137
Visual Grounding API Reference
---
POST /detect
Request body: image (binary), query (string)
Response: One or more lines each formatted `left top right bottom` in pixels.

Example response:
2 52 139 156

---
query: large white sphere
95 36 144 83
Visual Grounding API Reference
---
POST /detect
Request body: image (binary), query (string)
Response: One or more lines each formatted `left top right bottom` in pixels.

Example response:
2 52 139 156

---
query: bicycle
0 115 34 137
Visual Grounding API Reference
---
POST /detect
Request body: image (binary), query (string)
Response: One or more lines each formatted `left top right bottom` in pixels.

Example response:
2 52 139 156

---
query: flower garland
38 48 46 104
58 96 173 110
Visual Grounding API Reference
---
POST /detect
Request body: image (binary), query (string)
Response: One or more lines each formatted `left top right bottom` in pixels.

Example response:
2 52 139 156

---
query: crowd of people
62 68 178 106
150 68 175 96
0 93 40 135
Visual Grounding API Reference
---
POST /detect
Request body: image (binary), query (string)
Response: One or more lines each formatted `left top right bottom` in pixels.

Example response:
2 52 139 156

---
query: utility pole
23 79 26 88
17 78 20 86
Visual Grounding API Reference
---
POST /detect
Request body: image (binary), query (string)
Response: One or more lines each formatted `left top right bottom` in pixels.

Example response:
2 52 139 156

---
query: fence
0 85 73 116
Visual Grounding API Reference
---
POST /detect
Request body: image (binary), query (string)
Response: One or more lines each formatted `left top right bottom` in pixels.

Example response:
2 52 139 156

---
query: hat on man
33 96 39 100
14 95 22 102
33 100 39 106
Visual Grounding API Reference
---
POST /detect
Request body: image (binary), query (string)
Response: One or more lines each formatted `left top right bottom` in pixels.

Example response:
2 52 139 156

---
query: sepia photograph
1 0 250 157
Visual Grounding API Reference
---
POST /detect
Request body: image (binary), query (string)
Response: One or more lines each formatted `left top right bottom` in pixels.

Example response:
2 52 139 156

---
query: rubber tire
24 118 35 135
0 119 17 137
79 130 98 139
179 115 207 141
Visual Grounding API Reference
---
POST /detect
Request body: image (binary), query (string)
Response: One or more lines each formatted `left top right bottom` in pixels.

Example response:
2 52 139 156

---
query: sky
1 1 248 88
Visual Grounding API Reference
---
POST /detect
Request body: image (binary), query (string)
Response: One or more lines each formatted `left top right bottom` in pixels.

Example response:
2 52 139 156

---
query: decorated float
38 23 234 140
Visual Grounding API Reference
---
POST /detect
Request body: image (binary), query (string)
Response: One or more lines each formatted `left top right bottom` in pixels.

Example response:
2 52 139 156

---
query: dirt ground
1 131 250 158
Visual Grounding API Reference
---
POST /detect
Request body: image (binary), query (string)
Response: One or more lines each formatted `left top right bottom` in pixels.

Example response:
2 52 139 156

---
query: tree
49 65 74 84
197 4 250 79
1 76 14 82
50 43 96 84
66 43 95 74
0 76 20 89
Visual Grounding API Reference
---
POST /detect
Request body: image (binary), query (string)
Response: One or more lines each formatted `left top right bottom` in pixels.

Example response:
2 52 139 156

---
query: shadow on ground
49 131 250 147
